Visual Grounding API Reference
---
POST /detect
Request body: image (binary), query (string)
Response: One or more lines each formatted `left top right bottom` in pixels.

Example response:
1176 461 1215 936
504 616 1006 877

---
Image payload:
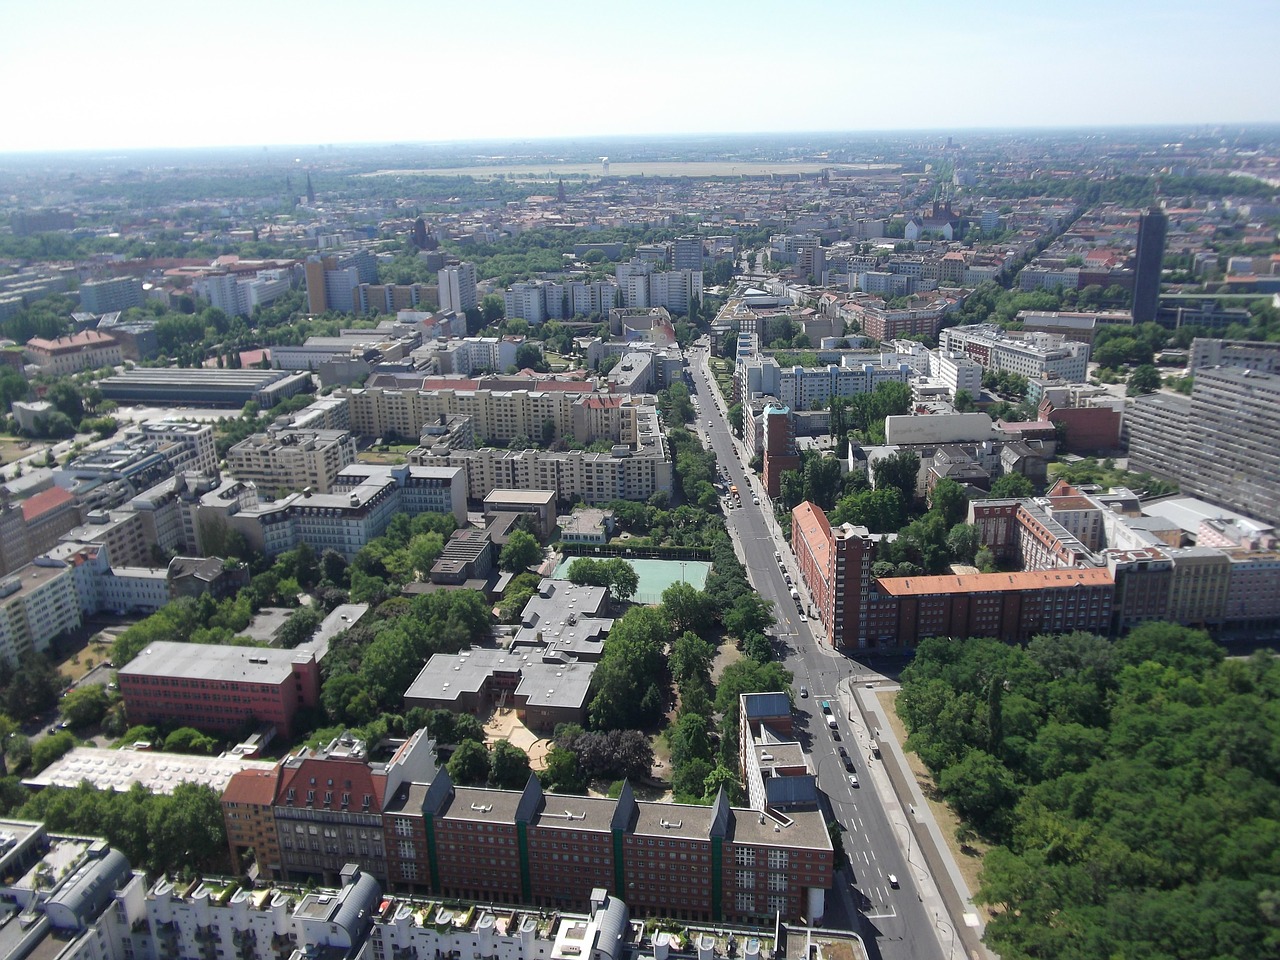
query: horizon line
4 121 1280 159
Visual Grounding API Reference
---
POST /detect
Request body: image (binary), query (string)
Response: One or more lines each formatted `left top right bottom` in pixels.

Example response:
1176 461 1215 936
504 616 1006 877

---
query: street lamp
935 912 956 960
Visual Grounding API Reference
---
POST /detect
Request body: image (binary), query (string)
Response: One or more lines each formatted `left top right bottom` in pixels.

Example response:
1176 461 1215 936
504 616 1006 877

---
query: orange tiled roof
221 767 280 805
878 567 1113 596
20 486 75 522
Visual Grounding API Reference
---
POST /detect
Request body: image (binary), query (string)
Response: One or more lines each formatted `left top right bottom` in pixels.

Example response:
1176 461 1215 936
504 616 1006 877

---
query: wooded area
898 625 1280 960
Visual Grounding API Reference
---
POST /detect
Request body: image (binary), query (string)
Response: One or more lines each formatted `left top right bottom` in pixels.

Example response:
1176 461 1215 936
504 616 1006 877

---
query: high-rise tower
1132 206 1167 323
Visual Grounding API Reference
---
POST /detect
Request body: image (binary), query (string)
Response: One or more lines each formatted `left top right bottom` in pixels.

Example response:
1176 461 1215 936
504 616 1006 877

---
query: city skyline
2 0 1278 153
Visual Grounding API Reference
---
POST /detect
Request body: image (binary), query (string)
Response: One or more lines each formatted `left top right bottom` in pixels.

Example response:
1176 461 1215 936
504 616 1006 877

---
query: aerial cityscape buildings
0 117 1278 960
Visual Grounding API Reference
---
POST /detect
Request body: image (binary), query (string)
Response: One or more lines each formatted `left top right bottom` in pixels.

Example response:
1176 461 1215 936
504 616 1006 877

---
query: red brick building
236 731 834 925
761 404 800 499
222 767 282 875
875 568 1115 645
792 499 1116 649
118 641 322 737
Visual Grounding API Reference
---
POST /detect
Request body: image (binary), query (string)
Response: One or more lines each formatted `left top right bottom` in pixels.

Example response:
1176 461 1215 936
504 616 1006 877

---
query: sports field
553 557 711 604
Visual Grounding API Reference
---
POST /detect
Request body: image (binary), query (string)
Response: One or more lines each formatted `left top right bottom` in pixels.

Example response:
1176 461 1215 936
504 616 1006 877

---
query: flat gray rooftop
119 641 306 684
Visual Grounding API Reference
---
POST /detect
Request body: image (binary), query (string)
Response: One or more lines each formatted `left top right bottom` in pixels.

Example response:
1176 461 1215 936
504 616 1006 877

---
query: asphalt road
689 345 944 960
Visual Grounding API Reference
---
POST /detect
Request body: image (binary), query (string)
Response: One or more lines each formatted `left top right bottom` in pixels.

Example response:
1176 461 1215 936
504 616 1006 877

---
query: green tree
1127 363 1162 396
669 631 715 685
542 746 587 793
61 686 109 729
447 740 491 786
602 558 639 604
277 606 322 649
930 478 970 528
946 524 980 565
480 294 506 325
872 449 920 505
727 403 743 436
662 583 710 636
30 732 75 773
514 342 549 372
988 473 1034 500
499 530 542 573
953 389 976 412
489 740 531 789
163 727 219 755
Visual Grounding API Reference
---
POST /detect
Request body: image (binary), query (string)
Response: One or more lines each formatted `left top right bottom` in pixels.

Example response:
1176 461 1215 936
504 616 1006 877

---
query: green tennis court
552 557 711 604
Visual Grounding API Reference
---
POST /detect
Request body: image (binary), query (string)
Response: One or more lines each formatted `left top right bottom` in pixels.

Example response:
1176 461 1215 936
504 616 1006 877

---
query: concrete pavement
696 344 986 960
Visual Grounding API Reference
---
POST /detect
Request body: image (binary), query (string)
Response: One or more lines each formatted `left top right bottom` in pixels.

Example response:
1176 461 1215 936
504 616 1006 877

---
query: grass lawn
58 637 115 682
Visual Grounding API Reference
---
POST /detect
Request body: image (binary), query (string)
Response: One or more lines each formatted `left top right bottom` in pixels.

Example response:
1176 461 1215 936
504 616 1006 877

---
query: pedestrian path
845 680 995 960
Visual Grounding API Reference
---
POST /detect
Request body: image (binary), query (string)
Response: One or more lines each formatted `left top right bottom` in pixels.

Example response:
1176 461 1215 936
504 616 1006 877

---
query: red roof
221 767 280 806
20 486 75 522
878 568 1113 596
274 756 384 813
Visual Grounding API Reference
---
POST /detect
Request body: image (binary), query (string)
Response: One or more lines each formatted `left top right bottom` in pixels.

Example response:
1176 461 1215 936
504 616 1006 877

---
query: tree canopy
897 624 1280 960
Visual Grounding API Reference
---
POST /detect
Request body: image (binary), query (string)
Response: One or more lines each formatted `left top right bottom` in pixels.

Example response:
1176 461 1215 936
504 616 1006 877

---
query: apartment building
23 330 123 375
236 729 832 924
777 360 912 411
227 429 357 497
126 419 218 476
78 275 144 313
117 640 323 737
199 463 466 560
305 250 379 314
940 324 1090 382
438 262 478 315
193 269 292 317
1128 365 1280 525
0 558 82 665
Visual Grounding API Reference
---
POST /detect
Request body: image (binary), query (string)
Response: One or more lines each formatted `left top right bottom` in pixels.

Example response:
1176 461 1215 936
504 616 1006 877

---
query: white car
887 873 899 889
752 496 760 505
848 774 859 788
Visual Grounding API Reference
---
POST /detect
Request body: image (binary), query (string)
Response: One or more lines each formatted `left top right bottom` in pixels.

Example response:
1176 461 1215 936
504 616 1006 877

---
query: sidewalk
843 680 995 960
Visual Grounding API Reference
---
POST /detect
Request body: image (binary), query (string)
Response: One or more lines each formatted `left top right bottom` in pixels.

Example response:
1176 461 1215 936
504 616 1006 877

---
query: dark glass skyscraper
1132 206 1167 322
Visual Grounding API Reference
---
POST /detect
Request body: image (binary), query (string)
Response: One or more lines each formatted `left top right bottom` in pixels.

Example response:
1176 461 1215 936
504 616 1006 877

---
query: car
47 726 58 735
838 745 848 757
831 728 841 741
887 874 899 889
784 574 792 585
848 774 859 788
799 613 808 622
752 496 760 505
798 686 808 699
843 755 855 771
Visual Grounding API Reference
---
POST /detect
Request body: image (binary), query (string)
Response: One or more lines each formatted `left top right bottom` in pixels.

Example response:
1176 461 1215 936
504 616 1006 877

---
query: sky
1 0 1278 153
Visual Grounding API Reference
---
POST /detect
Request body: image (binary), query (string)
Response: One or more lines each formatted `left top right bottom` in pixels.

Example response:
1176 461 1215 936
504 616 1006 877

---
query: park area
551 557 710 605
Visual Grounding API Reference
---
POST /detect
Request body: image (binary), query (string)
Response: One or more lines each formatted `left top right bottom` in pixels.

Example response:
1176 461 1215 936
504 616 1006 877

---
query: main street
688 344 946 960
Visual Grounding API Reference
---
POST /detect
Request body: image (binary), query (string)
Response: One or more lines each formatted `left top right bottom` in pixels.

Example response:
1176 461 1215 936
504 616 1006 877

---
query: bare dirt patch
483 707 551 771
882 689 994 902
710 639 744 683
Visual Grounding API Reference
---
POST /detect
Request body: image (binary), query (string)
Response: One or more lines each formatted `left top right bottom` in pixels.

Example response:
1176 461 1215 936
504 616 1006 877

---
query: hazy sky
2 0 1277 153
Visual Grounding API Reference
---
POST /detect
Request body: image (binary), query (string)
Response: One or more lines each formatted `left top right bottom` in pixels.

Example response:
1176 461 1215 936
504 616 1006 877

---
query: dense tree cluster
897 624 1280 960
666 426 720 510
565 557 639 604
322 588 491 725
17 781 227 878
